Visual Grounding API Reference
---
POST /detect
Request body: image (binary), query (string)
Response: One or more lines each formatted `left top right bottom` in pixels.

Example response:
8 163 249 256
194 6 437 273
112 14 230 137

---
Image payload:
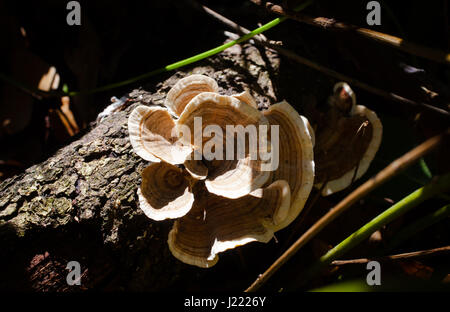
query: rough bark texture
0 44 281 291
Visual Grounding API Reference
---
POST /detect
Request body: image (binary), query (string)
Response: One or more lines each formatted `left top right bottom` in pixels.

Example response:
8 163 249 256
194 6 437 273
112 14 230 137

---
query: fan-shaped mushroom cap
167 180 291 268
128 105 192 165
314 83 382 196
164 74 219 117
176 92 271 199
138 162 194 221
263 101 315 231
314 105 382 196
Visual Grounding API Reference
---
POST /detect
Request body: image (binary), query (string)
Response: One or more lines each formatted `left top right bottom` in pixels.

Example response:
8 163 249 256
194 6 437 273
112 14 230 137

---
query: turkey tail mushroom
314 82 383 196
165 74 219 117
263 101 315 231
176 92 271 199
183 150 208 180
128 105 192 165
138 162 194 221
128 74 321 268
167 180 291 268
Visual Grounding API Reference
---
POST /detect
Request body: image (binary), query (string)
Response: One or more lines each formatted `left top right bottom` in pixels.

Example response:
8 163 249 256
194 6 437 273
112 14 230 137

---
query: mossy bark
0 45 280 291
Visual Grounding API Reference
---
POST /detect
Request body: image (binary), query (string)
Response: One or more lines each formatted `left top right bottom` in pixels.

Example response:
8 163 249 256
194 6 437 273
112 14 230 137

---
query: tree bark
0 44 280 291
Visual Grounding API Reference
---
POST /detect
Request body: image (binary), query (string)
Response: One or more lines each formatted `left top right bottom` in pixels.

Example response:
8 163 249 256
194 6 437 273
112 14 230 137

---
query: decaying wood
0 45 280 291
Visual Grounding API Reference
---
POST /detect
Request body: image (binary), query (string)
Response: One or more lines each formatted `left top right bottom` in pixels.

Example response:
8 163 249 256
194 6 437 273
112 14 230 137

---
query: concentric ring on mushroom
128 74 315 267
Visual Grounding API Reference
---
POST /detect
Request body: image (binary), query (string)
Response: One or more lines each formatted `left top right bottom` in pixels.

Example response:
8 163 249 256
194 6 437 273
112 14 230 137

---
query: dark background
0 0 449 291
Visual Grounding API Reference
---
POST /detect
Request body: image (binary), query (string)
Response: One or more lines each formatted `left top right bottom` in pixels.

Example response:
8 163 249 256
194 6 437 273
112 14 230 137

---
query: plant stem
419 157 433 180
245 130 448 292
331 246 450 266
0 1 313 98
312 174 450 274
384 203 450 252
201 4 450 118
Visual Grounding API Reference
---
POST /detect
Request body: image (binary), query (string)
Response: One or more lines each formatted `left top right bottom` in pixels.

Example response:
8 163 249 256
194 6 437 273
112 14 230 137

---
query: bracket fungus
128 105 192 164
138 162 194 221
263 102 315 231
128 74 315 267
313 82 383 196
175 91 272 199
164 74 219 117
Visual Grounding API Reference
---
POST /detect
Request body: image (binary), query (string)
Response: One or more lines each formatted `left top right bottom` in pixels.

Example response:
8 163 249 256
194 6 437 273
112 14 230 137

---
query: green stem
384 203 450 252
307 173 450 278
419 157 432 179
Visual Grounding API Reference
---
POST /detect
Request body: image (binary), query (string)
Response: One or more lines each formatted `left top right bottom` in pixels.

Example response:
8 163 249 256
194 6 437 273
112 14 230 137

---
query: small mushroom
167 180 291 268
176 92 271 199
313 82 383 196
128 105 192 164
138 162 194 221
263 101 315 230
165 74 219 117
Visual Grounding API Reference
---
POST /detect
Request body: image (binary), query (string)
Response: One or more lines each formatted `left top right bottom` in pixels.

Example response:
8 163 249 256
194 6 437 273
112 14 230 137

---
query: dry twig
198 3 450 117
331 246 450 266
249 0 450 65
246 129 449 292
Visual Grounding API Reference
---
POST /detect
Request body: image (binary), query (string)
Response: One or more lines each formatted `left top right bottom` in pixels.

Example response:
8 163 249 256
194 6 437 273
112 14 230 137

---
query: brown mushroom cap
183 150 208 180
263 101 315 231
314 83 382 196
167 180 291 268
176 92 271 199
165 74 219 117
128 105 192 165
314 105 382 196
138 162 194 221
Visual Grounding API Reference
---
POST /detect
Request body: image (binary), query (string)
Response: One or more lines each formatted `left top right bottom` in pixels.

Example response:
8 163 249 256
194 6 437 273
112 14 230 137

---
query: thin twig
249 0 450 65
331 246 450 266
245 129 448 292
199 4 449 117
195 3 450 291
265 43 450 117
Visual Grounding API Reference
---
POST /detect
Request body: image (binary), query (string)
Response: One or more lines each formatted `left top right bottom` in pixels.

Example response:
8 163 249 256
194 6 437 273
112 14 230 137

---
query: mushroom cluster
128 76 382 267
128 74 315 267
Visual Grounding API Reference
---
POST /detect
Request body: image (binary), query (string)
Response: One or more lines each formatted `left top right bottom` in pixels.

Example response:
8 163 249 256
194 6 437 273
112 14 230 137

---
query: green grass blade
305 173 450 280
384 203 450 252
419 157 433 179
309 280 372 292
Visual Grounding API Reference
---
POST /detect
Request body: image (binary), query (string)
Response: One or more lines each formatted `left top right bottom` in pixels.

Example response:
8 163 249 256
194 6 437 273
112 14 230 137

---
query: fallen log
0 44 280 291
